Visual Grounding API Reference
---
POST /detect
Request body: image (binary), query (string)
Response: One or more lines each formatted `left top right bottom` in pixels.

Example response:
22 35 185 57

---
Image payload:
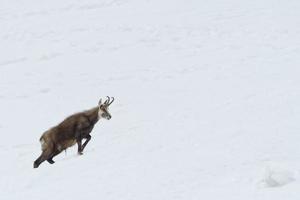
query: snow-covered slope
1 0 300 199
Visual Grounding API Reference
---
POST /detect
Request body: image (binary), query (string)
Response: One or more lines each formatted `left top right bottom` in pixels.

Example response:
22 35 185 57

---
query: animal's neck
85 107 100 125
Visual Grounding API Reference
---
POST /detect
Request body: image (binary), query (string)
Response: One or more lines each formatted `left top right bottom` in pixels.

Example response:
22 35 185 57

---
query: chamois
33 96 114 168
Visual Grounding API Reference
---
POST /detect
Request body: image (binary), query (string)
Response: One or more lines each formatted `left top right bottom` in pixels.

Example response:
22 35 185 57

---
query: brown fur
34 102 112 168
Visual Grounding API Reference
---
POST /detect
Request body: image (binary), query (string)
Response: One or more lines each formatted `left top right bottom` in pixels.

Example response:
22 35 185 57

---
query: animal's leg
34 154 44 168
77 138 83 155
47 149 61 164
33 149 52 168
81 135 91 152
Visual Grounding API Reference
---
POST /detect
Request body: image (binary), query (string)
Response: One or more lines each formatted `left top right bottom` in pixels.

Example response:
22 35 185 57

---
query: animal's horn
108 97 114 106
104 96 109 105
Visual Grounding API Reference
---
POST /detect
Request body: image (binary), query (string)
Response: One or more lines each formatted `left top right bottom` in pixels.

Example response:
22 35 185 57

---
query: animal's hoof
33 162 39 168
47 159 55 164
78 152 83 155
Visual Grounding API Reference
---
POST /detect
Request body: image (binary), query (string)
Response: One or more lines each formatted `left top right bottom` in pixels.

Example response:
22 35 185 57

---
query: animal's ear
98 98 102 106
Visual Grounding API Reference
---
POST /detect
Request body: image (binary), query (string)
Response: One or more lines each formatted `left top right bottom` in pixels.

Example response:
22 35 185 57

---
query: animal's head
98 96 114 120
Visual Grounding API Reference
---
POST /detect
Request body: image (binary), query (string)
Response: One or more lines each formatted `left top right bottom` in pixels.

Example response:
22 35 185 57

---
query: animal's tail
39 132 53 151
40 136 47 151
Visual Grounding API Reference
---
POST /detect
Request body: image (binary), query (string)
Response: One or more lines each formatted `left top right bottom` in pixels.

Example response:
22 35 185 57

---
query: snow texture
0 0 300 199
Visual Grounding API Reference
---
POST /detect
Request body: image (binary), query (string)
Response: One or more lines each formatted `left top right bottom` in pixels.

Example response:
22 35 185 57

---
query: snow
262 166 296 188
1 0 300 199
